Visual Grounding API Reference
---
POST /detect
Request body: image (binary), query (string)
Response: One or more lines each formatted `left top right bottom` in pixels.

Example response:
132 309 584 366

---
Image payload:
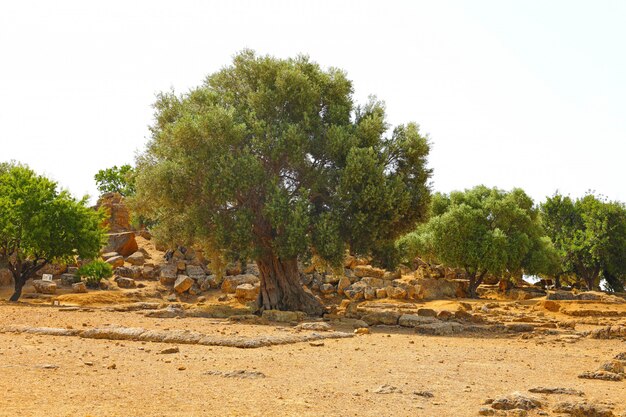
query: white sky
1 0 624 204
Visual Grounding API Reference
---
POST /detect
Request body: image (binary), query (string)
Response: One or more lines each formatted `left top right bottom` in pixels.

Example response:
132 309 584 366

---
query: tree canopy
94 164 136 197
399 185 559 297
0 162 105 301
541 193 626 291
134 50 432 314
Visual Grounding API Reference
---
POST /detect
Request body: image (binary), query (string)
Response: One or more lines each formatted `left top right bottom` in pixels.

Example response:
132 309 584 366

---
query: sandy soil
0 299 625 417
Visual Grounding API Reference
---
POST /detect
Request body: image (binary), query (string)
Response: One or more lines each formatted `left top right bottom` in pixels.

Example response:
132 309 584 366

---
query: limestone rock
353 265 385 279
72 282 87 293
95 192 131 232
417 308 437 317
185 265 206 279
363 287 376 300
115 266 142 280
103 232 138 257
375 288 387 299
398 314 438 327
361 311 400 326
491 392 542 410
553 401 615 417
60 273 79 286
261 310 306 323
32 280 57 294
174 275 194 294
337 276 351 295
126 251 145 266
116 277 136 289
385 286 407 299
320 283 335 294
159 265 178 285
105 255 125 268
235 283 259 301
295 322 332 332
141 265 157 280
221 274 259 294
578 371 623 381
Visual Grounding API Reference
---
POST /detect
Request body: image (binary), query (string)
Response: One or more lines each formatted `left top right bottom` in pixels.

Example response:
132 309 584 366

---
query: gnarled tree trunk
256 255 325 316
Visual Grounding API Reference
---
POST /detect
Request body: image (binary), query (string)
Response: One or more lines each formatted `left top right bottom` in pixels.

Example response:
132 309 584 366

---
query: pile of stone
303 260 469 302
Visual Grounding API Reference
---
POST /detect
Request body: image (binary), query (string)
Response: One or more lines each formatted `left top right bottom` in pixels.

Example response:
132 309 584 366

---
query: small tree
134 51 432 315
76 260 113 288
0 162 106 301
94 164 136 196
399 186 558 297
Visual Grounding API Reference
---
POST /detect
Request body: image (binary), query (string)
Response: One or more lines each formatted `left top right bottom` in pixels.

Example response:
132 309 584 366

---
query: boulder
375 288 387 299
115 266 142 279
72 282 87 293
221 274 259 293
417 308 437 317
102 232 138 257
320 283 335 294
353 265 385 279
32 280 57 294
105 256 125 268
174 275 194 294
337 276 351 295
361 310 401 326
159 265 178 285
553 401 615 417
60 273 79 286
386 286 407 299
344 289 364 301
199 275 221 291
185 265 206 279
235 283 259 301
415 278 467 299
0 268 13 286
125 251 145 266
141 265 157 280
101 252 119 260
491 392 542 411
116 277 136 289
398 314 438 327
262 310 306 323
363 287 376 300
360 277 385 288
95 192 131 232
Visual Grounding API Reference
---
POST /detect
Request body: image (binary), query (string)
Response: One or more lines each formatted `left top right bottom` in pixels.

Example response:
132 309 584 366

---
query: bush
76 260 113 288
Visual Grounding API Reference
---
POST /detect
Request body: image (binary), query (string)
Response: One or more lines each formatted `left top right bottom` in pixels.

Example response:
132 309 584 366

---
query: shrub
76 260 113 288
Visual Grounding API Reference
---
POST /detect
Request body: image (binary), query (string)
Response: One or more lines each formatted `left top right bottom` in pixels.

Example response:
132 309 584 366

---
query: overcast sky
1 0 624 204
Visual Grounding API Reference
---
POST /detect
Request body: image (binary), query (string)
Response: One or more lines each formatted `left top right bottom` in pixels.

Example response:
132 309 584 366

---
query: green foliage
0 162 106 300
134 50 432 269
400 186 558 296
76 260 113 288
94 164 136 197
541 193 626 290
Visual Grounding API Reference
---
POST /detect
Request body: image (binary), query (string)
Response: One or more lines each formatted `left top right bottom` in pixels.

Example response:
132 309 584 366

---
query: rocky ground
0 293 625 417
0 194 624 416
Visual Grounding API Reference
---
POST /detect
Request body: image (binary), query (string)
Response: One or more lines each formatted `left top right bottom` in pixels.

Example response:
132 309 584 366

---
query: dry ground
0 297 625 417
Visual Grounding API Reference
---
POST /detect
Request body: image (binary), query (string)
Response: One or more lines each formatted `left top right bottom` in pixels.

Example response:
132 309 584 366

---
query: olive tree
541 193 626 291
134 51 432 315
0 162 106 301
399 186 558 297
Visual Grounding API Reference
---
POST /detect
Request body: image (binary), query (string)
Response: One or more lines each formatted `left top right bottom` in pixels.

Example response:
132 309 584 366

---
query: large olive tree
0 162 106 301
134 51 432 315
